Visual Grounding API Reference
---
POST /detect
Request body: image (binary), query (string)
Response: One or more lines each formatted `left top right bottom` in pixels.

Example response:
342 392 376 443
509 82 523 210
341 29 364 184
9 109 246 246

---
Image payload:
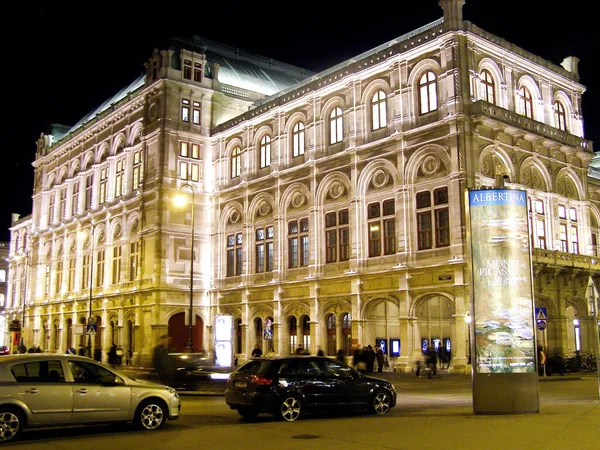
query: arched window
554 100 567 131
259 135 271 168
330 107 343 144
231 146 242 179
519 86 533 119
371 90 387 130
418 71 438 114
289 316 297 354
481 69 495 105
292 122 305 157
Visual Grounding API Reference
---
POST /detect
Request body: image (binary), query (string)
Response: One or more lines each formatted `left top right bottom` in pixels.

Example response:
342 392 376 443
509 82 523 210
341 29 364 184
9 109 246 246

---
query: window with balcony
481 69 495 105
554 100 567 131
325 209 350 263
293 122 305 157
260 135 271 168
330 107 343 144
418 71 438 114
519 86 533 119
231 147 242 179
371 90 387 130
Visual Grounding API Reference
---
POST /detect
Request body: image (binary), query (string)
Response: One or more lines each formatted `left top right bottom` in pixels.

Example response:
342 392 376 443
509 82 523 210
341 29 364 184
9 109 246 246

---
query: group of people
352 345 387 373
17 343 42 354
416 345 446 378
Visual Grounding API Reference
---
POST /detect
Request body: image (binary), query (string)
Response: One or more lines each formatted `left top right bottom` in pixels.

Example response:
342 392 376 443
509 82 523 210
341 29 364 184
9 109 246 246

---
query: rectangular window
85 174 93 210
59 188 66 220
129 241 139 281
368 200 395 257
180 142 189 157
417 212 432 250
99 167 108 205
112 245 122 284
288 219 308 268
71 182 80 216
570 226 579 254
559 223 568 252
417 188 448 251
194 62 202 82
56 261 63 294
255 226 274 273
133 151 143 190
181 99 190 122
115 159 124 198
183 60 191 79
96 250 105 287
68 258 76 291
536 218 546 249
226 233 243 277
45 265 50 296
48 193 55 225
193 107 200 124
82 254 90 290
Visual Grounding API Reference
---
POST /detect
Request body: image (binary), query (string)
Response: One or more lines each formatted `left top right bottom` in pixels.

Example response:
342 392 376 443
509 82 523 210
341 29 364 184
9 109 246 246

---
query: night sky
3 1 596 242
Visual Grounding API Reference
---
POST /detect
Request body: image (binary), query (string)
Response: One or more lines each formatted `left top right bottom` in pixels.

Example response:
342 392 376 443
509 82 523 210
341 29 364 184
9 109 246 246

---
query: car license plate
235 381 247 388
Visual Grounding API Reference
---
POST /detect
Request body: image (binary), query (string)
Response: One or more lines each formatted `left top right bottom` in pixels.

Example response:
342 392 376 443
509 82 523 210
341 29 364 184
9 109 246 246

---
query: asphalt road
7 373 600 450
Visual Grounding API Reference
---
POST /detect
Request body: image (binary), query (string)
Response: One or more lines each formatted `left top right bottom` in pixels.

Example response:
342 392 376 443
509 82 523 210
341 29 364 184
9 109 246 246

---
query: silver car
0 354 180 443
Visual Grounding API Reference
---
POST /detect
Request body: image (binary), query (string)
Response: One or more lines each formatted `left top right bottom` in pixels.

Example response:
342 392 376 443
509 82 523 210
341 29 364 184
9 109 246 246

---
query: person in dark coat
152 335 174 385
375 345 385 373
336 349 345 364
437 344 445 369
425 346 437 378
365 345 376 373
108 343 118 367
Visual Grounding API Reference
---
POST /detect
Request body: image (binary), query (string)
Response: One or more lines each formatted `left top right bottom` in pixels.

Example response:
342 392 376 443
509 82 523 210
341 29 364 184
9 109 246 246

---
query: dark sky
3 1 596 241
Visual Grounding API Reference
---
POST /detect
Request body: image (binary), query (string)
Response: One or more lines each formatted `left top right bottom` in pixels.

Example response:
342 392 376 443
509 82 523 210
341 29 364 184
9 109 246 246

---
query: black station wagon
225 356 396 421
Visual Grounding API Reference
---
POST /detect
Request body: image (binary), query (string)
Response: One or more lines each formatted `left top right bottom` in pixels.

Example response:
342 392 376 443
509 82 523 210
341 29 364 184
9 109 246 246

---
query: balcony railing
532 248 600 271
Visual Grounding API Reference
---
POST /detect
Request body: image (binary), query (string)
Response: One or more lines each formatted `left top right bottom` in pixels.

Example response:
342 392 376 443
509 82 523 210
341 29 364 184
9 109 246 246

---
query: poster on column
468 189 536 374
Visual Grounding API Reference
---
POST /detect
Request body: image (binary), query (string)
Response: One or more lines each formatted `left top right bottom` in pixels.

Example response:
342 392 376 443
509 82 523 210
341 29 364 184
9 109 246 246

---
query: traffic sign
86 324 97 336
535 307 547 330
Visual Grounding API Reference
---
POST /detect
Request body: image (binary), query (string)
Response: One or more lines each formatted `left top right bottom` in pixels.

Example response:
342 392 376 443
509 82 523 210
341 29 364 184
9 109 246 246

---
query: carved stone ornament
148 102 158 121
114 224 122 239
421 155 439 176
291 192 305 208
229 210 241 224
131 218 139 233
328 181 344 199
372 169 389 188
258 201 271 217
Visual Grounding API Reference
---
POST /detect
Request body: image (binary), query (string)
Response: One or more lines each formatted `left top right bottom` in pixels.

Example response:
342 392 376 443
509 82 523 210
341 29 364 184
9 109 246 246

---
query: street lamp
465 312 472 365
174 183 195 353
78 225 96 358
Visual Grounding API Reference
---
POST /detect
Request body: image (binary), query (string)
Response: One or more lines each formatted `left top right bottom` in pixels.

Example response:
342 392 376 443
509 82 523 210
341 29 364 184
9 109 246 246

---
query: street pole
177 183 195 353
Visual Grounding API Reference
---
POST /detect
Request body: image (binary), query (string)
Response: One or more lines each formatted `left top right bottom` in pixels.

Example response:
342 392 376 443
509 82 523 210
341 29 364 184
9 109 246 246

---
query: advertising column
467 188 539 414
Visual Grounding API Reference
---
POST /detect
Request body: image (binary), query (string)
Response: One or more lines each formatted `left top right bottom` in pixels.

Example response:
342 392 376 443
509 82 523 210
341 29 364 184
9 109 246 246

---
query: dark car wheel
279 395 303 422
370 390 392 415
237 407 259 419
0 408 24 443
135 399 167 430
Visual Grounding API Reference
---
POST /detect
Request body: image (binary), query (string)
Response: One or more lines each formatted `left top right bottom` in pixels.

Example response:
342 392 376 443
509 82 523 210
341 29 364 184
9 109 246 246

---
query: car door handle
76 388 88 394
25 388 39 394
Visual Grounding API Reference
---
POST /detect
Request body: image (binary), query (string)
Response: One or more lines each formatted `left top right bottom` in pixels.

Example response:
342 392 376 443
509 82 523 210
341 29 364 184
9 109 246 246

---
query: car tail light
253 375 273 386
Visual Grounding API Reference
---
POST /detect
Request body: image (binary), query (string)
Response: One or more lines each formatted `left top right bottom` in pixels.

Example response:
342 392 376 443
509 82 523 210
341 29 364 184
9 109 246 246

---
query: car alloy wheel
280 395 302 422
0 409 23 443
136 400 166 430
371 390 391 415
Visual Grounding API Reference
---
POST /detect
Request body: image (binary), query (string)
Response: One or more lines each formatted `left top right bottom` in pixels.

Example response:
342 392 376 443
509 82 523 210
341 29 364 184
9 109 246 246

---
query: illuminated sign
214 315 233 367
468 189 536 373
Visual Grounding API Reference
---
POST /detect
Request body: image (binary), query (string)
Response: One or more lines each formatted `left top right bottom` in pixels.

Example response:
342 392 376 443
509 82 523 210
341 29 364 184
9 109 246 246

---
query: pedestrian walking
375 345 385 373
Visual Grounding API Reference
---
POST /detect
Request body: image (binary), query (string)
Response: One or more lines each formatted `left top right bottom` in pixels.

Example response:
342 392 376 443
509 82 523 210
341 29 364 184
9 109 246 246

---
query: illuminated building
7 0 598 370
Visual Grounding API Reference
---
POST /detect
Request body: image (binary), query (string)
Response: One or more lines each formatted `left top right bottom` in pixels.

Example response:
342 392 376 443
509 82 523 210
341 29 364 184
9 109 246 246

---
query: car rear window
278 359 324 376
11 361 65 383
235 360 271 375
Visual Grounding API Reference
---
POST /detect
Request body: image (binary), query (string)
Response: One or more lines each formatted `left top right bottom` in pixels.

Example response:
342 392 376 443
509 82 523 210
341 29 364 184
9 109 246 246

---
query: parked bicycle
563 352 597 373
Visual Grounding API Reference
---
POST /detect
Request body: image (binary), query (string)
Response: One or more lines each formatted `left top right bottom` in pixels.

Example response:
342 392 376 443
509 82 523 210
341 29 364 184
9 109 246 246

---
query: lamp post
79 225 96 358
174 183 195 353
465 312 472 365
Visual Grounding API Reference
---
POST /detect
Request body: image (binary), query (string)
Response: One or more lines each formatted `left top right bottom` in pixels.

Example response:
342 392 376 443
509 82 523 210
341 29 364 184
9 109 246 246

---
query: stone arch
82 151 94 171
357 159 397 198
248 192 275 222
519 157 551 192
553 90 574 132
554 167 584 200
320 96 347 122
405 144 451 186
112 133 126 155
129 123 143 146
280 182 313 214
515 74 542 120
478 144 516 183
97 143 110 164
69 159 81 178
477 57 505 107
220 201 244 230
316 172 352 207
